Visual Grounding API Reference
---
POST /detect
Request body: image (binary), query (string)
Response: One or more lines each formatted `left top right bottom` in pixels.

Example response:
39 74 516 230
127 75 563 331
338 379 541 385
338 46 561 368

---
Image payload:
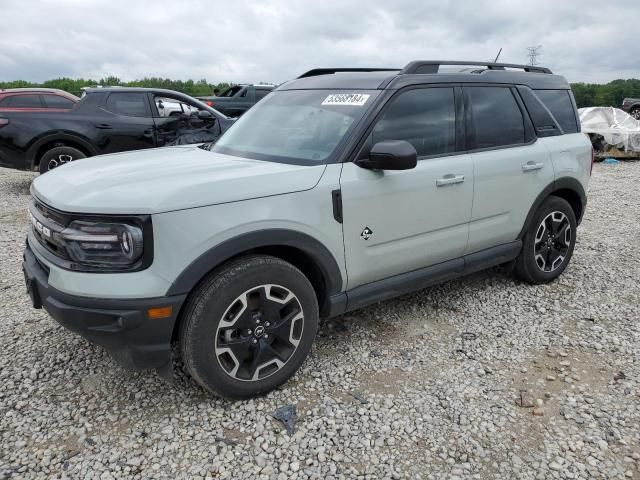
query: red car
0 88 79 112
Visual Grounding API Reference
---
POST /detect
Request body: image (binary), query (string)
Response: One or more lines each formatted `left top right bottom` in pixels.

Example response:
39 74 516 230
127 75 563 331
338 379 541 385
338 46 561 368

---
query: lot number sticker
322 93 370 106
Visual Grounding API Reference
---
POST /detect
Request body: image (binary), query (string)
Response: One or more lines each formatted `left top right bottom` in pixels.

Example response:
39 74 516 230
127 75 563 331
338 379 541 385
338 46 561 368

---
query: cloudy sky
1 0 638 85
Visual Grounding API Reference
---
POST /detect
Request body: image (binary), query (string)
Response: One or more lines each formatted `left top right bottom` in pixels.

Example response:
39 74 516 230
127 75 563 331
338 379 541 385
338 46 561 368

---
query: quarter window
467 87 525 149
105 93 150 117
372 88 456 157
535 90 579 134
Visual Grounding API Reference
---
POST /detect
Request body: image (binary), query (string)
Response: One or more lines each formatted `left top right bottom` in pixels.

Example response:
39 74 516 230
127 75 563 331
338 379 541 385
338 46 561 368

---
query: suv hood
32 146 326 214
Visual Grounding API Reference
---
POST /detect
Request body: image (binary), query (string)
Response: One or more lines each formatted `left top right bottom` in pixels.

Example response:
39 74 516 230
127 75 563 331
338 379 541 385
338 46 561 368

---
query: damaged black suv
0 87 234 173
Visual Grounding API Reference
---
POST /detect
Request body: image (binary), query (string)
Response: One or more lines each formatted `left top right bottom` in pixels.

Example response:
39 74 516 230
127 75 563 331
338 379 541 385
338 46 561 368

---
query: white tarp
579 107 640 153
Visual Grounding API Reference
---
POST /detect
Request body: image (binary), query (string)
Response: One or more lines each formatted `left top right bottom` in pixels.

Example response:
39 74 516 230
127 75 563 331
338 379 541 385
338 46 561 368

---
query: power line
526 45 542 66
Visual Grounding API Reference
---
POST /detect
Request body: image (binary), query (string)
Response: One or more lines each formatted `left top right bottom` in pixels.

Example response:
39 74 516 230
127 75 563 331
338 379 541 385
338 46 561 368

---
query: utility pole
526 46 542 66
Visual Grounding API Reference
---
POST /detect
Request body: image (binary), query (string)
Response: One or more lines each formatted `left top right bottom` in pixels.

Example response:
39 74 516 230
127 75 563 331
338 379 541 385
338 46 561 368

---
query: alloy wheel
47 154 74 171
215 284 304 381
534 211 571 272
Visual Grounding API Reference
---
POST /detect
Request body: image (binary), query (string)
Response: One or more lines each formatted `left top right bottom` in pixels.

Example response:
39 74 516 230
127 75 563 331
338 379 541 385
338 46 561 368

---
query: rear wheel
514 196 577 284
38 146 86 174
179 255 319 399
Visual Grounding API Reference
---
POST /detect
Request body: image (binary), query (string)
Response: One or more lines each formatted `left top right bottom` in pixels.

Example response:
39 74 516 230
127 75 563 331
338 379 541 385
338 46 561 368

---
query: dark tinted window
372 88 456 157
468 87 525 149
6 95 42 108
535 90 578 133
517 87 561 137
256 89 270 100
105 93 149 117
0 97 10 106
41 94 75 109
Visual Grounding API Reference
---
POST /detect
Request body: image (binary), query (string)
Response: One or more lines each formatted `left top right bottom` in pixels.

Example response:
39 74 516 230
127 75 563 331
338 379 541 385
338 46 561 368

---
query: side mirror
197 110 213 119
356 140 417 171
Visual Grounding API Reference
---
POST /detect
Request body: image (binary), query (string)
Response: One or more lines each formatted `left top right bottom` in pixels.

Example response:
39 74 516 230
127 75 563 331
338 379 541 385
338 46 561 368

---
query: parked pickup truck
197 84 275 117
621 98 640 119
0 87 233 173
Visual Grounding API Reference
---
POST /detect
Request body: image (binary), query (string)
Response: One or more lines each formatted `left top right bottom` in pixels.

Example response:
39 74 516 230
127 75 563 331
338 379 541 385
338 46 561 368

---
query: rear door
97 92 157 153
340 86 474 289
465 86 554 253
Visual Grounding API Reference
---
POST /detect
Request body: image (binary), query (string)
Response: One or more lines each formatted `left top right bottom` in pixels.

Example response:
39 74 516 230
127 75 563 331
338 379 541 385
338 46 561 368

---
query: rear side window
41 94 75 109
105 93 150 117
372 88 456 157
467 87 525 149
4 95 43 108
256 89 270 100
535 90 579 134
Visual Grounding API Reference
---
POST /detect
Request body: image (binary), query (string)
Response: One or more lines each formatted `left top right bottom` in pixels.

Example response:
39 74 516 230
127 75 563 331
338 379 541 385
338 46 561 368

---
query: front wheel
38 146 86 174
514 196 577 284
179 255 319 399
630 108 640 120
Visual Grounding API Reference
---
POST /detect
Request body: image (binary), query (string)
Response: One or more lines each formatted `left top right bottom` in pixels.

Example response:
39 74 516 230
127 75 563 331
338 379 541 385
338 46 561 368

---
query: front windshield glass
212 90 379 164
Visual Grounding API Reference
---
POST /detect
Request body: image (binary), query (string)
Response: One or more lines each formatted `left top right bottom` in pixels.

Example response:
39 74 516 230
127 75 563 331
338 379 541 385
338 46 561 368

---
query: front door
340 87 474 289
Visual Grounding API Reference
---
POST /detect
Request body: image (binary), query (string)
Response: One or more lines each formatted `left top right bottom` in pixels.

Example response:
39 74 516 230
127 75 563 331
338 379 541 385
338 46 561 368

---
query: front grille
29 200 70 261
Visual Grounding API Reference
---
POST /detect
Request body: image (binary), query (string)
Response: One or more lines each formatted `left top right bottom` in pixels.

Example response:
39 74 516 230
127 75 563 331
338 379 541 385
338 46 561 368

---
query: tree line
2 76 640 108
0 77 231 98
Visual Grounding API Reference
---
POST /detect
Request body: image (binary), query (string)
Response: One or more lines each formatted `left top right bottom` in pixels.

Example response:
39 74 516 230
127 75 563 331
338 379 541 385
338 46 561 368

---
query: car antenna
493 48 503 63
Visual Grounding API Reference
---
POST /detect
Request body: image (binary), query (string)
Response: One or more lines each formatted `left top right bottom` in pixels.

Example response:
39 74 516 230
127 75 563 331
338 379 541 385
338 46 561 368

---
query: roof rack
297 68 399 79
400 60 552 75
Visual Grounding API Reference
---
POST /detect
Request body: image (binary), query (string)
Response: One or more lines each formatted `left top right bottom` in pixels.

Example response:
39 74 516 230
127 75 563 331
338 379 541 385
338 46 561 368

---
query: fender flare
518 176 587 239
26 132 98 167
166 229 344 298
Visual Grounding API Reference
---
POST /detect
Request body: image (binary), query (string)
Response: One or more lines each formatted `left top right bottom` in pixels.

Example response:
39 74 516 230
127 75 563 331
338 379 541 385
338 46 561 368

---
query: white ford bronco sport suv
23 61 592 399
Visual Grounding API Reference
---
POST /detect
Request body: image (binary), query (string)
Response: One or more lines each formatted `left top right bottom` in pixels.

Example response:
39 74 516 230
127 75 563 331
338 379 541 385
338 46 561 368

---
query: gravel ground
0 162 639 480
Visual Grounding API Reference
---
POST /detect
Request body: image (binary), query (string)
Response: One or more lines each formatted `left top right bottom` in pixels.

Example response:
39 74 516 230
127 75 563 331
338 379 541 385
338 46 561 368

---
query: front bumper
23 242 186 370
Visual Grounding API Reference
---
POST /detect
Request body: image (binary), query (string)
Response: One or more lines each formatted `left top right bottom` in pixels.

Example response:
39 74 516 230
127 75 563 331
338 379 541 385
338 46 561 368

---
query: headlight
58 220 145 269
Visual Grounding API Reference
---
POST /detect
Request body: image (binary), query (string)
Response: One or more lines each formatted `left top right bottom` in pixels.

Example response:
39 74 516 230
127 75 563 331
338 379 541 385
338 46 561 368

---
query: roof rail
297 68 399 79
400 61 552 75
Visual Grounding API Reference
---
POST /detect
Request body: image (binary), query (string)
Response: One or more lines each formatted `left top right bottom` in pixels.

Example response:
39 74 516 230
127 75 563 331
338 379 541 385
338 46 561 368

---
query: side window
0 97 11 106
105 93 150 117
256 89 270 100
534 90 579 134
155 96 197 117
467 87 525 149
240 88 248 98
372 88 456 157
6 95 43 108
41 95 75 109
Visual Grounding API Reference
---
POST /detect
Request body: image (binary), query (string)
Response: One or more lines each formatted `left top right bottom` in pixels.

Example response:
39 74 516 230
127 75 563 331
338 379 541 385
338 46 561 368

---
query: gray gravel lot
0 163 639 480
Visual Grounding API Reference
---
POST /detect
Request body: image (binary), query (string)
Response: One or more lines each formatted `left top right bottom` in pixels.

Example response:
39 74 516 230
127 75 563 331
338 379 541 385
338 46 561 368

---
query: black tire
179 255 319 399
514 196 577 284
39 146 86 174
630 108 640 121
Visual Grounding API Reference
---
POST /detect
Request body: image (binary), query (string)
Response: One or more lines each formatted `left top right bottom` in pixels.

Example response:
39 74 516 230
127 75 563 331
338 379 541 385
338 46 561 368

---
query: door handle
94 123 113 129
142 129 154 138
522 161 544 172
436 174 465 186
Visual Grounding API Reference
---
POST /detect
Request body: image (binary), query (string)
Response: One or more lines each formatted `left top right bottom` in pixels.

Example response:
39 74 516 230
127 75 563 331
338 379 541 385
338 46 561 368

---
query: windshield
211 90 379 164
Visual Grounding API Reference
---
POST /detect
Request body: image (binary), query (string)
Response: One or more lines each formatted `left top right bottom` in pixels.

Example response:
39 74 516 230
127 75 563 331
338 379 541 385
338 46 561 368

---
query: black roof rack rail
297 68 399 79
400 61 552 75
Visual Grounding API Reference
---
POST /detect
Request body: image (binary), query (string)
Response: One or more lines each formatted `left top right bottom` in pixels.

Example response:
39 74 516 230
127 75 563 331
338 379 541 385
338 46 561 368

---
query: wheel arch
26 133 98 168
167 229 345 323
518 177 587 239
